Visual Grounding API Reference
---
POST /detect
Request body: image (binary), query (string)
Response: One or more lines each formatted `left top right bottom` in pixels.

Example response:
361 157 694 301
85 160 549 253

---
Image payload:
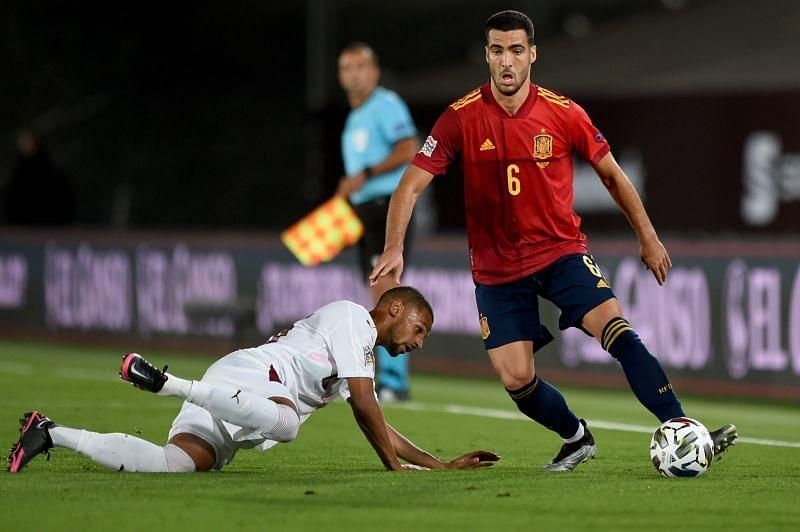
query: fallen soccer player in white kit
8 286 500 473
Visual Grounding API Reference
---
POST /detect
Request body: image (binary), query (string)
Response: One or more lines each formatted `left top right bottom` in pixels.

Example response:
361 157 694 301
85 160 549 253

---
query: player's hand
368 245 404 286
640 237 672 286
445 450 501 469
401 464 430 471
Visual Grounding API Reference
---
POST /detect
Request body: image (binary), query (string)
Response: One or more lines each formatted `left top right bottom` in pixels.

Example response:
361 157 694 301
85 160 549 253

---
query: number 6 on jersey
507 164 521 196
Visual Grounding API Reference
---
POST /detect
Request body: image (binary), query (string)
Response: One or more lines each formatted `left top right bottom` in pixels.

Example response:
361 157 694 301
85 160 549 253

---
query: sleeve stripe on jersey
450 88 482 110
540 94 571 109
452 87 480 103
538 87 571 109
538 87 569 102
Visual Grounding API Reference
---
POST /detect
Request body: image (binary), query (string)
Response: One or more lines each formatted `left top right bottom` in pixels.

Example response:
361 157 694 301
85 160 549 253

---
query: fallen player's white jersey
252 300 377 415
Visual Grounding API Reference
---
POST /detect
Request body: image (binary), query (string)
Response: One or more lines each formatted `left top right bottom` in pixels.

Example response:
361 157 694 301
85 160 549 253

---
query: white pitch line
0 363 120 382
0 401 177 410
388 401 800 449
0 362 33 375
55 367 119 382
735 437 800 448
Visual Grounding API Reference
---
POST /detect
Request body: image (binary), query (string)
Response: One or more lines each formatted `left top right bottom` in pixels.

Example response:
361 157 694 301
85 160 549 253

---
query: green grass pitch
1 341 799 531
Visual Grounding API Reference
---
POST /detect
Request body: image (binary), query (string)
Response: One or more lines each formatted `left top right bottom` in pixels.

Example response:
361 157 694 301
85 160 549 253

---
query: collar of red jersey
481 82 538 119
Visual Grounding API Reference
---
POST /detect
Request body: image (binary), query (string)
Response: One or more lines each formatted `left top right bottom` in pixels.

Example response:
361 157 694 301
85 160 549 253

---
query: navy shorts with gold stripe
474 253 615 351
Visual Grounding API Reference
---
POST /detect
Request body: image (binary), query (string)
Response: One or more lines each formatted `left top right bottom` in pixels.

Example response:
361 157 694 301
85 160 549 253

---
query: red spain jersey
412 83 611 285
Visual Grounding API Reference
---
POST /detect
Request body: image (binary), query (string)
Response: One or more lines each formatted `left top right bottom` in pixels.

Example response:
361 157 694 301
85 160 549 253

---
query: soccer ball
649 417 714 478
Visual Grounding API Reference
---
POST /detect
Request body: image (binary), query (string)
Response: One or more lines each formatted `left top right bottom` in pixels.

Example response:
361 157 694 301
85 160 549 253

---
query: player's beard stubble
492 66 531 96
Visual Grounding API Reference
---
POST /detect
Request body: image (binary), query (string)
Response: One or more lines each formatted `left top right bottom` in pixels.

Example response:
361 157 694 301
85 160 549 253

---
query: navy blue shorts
474 253 615 351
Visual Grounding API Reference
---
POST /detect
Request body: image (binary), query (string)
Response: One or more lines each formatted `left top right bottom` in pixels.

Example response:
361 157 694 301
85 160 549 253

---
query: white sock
51 426 196 473
186 381 299 442
564 422 585 444
158 373 193 398
49 426 84 449
51 428 169 472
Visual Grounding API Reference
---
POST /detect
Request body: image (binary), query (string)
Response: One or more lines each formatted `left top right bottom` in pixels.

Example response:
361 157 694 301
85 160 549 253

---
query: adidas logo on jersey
480 139 495 151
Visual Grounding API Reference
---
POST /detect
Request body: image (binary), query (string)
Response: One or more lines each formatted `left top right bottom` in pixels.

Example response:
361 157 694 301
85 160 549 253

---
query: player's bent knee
503 375 533 391
506 373 542 407
164 443 197 473
265 404 300 443
168 433 215 472
488 344 535 390
498 367 535 391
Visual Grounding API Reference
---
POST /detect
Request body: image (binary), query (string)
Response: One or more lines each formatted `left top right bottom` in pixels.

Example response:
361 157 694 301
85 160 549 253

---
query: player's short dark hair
484 10 535 46
339 41 379 66
379 286 434 323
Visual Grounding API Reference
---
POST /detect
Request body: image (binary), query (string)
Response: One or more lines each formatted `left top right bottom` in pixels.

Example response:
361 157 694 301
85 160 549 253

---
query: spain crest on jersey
533 134 553 159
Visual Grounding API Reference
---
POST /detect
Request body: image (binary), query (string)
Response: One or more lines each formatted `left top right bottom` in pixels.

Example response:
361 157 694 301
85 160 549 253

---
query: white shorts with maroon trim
167 348 307 471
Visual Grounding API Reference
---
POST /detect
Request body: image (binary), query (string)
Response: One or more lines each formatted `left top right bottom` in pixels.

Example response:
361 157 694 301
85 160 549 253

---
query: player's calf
506 374 583 442
601 317 684 422
8 412 197 473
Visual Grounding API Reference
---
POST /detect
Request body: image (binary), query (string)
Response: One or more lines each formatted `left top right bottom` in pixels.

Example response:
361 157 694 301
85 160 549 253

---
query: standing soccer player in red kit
370 10 737 471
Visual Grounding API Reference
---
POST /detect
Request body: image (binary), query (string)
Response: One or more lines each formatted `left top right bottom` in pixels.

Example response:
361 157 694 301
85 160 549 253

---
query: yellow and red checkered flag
281 196 363 266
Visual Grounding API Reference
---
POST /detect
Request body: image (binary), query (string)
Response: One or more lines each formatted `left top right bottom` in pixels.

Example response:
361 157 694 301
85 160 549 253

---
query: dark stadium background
1 0 799 400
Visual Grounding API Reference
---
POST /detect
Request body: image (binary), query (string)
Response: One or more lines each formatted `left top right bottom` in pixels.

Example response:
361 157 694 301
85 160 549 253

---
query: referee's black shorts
352 195 414 281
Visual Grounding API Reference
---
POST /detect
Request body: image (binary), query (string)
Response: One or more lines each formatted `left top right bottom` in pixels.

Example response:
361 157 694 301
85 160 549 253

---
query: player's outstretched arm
385 422 500 470
368 165 434 286
346 377 405 471
593 152 672 285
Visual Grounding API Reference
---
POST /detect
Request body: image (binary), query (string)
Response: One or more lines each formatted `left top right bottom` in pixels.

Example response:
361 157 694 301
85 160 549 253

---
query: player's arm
346 376 405 471
593 152 672 285
368 164 434 285
385 422 500 470
337 137 418 197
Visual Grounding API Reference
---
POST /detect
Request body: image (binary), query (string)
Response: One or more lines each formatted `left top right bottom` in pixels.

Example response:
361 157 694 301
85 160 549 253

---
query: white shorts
167 348 299 471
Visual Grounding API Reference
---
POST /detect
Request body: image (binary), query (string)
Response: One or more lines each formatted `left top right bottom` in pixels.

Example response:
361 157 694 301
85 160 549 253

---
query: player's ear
388 299 404 318
530 45 537 65
485 46 490 64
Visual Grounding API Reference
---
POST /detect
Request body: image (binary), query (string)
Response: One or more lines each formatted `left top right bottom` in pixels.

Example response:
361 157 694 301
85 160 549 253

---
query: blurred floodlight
661 0 687 10
563 13 592 38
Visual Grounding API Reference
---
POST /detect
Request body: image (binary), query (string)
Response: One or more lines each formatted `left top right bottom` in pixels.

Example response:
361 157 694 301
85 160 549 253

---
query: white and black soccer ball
649 417 714 478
